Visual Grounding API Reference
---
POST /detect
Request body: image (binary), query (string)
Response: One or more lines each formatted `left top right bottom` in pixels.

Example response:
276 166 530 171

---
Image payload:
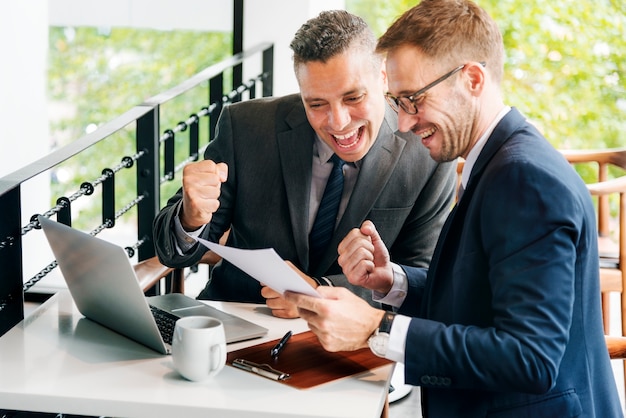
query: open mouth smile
332 127 363 149
419 126 437 139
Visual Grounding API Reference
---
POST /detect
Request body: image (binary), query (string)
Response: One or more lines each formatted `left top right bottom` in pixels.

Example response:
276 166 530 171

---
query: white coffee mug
171 316 227 382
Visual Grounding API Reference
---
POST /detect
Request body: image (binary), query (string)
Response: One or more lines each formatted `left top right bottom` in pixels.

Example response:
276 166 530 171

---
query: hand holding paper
196 238 321 298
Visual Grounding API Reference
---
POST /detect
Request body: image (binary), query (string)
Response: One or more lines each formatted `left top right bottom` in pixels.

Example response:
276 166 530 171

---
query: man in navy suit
286 0 622 416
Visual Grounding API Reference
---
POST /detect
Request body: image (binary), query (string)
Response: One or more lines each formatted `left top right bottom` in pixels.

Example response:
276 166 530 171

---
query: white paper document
196 238 321 298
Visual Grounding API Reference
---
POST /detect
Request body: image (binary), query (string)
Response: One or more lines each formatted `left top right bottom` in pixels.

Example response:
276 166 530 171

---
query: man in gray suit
153 10 457 318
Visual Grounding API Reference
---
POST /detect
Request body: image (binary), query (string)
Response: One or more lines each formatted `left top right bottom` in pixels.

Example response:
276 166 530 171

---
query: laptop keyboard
149 304 179 344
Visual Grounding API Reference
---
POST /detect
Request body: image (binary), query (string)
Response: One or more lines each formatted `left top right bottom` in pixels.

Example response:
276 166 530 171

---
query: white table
0 291 393 418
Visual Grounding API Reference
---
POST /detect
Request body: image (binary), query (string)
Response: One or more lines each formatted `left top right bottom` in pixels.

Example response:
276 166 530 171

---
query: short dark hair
290 10 380 73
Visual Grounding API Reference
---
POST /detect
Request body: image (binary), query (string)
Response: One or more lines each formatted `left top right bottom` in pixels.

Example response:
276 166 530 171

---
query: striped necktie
309 154 345 271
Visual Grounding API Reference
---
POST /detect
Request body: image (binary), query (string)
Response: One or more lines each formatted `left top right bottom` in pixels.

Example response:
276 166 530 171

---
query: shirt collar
314 135 360 168
461 106 511 189
314 135 335 164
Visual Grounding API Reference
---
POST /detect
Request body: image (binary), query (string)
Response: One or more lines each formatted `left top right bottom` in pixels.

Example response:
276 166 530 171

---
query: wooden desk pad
227 331 393 389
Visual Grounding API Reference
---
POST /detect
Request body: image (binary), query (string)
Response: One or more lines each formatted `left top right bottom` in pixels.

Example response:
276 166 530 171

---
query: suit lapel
463 108 527 194
421 107 528 316
277 105 315 266
337 120 406 237
420 204 458 316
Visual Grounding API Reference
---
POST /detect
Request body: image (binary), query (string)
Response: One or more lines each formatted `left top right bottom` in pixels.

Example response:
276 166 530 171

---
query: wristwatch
368 311 396 357
311 276 333 286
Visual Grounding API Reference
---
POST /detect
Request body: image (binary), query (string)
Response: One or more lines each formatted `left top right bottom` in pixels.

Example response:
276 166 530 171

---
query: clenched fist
179 160 228 231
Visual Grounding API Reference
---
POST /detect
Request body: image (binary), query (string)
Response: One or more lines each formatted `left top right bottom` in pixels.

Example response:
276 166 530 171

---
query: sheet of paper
196 238 321 298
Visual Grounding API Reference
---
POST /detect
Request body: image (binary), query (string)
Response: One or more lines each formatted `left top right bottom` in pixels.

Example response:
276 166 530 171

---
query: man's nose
328 105 351 130
397 110 417 133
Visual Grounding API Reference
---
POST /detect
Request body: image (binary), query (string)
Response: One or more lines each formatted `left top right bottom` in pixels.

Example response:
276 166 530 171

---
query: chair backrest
134 228 231 294
560 148 626 240
606 335 626 359
587 175 626 289
560 148 626 336
560 148 625 279
133 256 184 294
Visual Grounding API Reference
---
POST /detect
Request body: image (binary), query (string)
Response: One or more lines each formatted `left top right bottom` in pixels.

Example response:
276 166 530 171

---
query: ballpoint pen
270 330 292 359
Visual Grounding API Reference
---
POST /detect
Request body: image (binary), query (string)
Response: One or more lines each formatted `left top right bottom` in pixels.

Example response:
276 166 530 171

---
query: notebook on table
39 215 267 355
226 331 394 389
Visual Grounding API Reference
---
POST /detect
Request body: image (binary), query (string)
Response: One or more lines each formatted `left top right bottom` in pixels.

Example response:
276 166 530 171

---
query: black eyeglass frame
385 61 487 115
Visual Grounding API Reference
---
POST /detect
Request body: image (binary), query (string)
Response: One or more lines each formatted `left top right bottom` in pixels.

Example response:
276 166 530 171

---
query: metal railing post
0 43 273 334
136 106 161 295
263 45 274 97
0 186 24 335
233 0 244 102
209 74 224 140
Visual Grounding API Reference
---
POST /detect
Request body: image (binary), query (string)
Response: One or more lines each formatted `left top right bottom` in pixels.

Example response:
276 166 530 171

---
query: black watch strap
312 276 333 286
379 311 396 334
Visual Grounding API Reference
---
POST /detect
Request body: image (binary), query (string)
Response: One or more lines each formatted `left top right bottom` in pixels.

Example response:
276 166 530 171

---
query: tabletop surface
0 291 393 418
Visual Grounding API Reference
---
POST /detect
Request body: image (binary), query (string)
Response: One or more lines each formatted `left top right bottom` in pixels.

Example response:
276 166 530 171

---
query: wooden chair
134 256 185 294
607 336 626 360
560 148 626 395
606 336 626 405
588 174 626 326
588 174 626 392
134 229 230 294
134 250 228 295
560 148 626 334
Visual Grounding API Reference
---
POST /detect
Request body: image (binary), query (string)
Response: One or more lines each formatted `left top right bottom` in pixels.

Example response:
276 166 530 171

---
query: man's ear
380 58 388 91
465 61 486 95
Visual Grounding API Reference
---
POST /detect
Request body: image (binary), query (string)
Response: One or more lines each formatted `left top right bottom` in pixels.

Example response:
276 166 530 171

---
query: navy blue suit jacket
399 108 622 417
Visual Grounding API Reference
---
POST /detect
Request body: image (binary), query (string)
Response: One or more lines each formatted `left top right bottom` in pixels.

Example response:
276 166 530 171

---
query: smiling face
295 48 387 163
385 45 479 163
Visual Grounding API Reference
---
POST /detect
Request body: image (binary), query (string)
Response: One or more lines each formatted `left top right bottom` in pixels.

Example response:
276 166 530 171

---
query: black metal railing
0 42 274 337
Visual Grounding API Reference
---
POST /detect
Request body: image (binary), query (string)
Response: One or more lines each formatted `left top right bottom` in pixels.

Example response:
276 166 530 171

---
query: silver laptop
39 216 267 354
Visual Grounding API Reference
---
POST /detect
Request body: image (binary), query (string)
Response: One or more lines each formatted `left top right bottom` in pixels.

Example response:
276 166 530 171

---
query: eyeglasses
385 62 486 115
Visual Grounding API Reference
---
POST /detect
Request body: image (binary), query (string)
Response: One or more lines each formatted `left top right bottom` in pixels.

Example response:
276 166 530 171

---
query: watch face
369 312 395 357
368 333 389 357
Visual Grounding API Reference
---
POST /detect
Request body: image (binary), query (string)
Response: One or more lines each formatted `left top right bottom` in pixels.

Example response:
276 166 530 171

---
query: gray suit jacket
153 94 457 303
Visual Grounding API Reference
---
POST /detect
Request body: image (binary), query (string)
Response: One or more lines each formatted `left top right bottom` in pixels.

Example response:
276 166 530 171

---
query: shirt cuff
173 202 207 254
386 314 409 363
372 263 408 308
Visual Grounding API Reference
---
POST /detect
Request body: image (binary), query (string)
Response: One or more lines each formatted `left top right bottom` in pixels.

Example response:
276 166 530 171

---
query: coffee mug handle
209 343 225 373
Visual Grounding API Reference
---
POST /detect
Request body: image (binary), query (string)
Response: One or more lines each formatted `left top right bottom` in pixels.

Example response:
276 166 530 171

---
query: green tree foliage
348 0 625 221
48 27 231 227
47 1 626 228
347 0 626 158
